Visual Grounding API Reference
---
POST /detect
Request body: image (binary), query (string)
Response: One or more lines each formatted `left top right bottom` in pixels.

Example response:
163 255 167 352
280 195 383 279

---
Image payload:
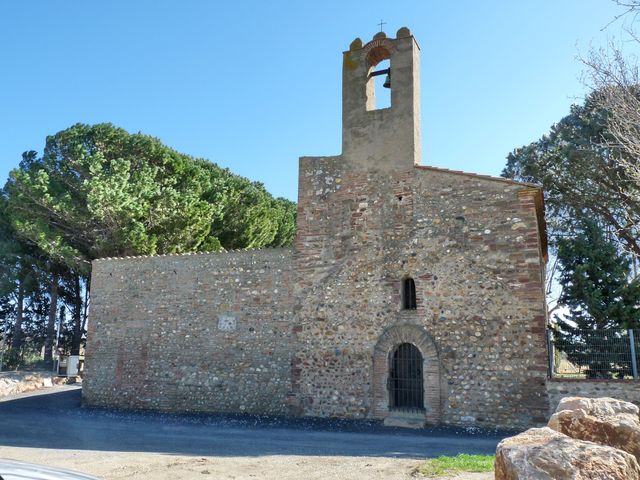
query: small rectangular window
403 278 416 310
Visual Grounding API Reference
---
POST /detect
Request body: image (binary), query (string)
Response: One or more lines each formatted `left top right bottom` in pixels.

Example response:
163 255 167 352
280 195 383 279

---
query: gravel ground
0 447 493 480
0 387 500 480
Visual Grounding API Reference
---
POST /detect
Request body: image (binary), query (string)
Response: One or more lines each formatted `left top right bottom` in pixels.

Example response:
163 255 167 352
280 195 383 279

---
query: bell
383 73 391 89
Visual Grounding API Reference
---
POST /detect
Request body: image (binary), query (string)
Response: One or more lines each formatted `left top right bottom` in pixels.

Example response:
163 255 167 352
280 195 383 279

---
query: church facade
83 28 550 429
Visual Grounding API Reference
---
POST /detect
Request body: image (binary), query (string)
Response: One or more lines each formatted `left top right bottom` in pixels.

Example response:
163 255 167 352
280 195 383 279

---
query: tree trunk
71 274 82 355
12 279 24 352
81 275 90 333
54 304 65 359
43 271 59 366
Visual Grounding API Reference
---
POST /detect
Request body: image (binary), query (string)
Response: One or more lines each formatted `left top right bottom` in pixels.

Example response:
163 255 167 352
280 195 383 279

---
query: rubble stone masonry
547 380 640 414
83 29 551 429
291 160 549 428
84 249 294 415
84 163 549 429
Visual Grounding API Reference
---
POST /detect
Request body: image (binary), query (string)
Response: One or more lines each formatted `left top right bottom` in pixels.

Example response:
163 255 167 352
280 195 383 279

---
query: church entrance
389 343 424 411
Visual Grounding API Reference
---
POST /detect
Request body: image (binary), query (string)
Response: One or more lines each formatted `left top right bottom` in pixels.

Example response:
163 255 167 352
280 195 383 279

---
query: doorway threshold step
383 411 426 429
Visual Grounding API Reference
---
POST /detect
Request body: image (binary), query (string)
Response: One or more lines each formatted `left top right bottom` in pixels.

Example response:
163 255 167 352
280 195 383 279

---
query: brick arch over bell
372 324 442 424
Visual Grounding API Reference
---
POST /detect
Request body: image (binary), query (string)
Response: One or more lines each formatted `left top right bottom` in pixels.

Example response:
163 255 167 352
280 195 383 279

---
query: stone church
83 28 550 429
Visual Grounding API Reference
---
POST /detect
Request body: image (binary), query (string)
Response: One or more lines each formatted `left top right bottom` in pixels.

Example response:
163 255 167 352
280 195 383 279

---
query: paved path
0 386 507 459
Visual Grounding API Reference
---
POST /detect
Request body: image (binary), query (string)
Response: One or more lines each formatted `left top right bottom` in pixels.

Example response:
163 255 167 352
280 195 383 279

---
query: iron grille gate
389 343 424 411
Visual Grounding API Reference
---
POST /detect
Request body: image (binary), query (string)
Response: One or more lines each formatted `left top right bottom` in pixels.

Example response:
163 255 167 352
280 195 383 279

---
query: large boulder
548 396 640 461
495 427 640 480
552 396 639 419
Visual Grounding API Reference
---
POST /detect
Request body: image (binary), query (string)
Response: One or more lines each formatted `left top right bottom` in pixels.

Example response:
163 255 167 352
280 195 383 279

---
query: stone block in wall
546 379 640 415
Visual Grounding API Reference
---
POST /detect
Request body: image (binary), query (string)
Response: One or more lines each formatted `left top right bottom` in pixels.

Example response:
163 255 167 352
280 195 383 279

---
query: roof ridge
94 246 294 262
414 164 541 188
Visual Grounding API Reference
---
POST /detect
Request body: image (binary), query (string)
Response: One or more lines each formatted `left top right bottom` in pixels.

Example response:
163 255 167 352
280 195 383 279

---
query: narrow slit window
403 278 416 310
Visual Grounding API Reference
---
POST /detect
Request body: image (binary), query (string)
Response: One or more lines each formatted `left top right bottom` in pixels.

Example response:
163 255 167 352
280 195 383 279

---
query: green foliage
0 193 47 351
271 197 297 247
4 123 296 269
0 122 297 362
415 454 495 477
0 346 46 370
557 219 640 330
504 92 640 361
210 173 297 249
0 196 25 296
502 93 640 255
555 218 640 377
1 348 21 370
6 125 218 268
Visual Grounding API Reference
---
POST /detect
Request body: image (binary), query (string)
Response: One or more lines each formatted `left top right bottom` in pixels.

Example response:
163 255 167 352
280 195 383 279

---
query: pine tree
0 123 298 363
555 218 640 378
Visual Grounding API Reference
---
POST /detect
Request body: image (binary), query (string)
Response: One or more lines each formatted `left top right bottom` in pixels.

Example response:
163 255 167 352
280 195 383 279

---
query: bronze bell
383 73 391 89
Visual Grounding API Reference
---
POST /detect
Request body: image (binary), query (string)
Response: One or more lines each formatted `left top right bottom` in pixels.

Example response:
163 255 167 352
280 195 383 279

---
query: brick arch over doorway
371 324 442 424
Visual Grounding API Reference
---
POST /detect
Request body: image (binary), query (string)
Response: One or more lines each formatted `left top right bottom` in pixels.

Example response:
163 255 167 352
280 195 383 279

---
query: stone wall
84 162 549 430
547 380 640 414
83 248 294 415
83 29 551 430
292 158 549 429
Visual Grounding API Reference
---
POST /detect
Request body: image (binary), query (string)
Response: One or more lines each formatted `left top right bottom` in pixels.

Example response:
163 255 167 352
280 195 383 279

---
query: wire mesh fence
548 328 640 380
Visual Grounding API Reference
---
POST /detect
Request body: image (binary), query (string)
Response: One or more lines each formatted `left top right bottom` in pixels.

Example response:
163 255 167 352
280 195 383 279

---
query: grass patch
415 454 495 477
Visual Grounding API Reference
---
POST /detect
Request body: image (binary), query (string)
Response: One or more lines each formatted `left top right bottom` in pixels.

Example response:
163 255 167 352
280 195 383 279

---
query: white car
0 459 98 480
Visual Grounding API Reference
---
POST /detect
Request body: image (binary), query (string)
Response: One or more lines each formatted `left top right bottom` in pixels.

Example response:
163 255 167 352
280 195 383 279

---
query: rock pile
495 396 640 479
0 371 60 398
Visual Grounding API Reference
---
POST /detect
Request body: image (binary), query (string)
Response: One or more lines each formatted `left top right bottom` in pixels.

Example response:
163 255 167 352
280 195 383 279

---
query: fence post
546 329 555 378
629 330 638 380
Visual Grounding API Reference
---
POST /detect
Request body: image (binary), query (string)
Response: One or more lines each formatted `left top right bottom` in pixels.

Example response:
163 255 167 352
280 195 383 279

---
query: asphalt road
0 386 509 459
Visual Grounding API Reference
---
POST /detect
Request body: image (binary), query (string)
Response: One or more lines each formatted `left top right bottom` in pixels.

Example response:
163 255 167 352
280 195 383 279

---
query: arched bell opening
366 46 391 111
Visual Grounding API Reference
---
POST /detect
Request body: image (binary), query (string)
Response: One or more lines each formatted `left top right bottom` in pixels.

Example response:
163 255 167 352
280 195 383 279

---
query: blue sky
0 1 635 201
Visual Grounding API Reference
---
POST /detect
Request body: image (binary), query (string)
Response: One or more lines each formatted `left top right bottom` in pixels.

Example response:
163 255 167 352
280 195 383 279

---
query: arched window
403 278 416 310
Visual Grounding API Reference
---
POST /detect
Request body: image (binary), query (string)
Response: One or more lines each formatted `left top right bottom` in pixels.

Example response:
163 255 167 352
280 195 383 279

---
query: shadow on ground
0 387 512 458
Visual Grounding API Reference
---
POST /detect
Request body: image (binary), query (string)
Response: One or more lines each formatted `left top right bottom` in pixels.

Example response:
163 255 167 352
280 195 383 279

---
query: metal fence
547 329 640 380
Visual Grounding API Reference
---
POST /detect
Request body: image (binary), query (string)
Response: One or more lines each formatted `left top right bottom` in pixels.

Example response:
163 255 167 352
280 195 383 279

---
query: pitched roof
414 164 541 189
